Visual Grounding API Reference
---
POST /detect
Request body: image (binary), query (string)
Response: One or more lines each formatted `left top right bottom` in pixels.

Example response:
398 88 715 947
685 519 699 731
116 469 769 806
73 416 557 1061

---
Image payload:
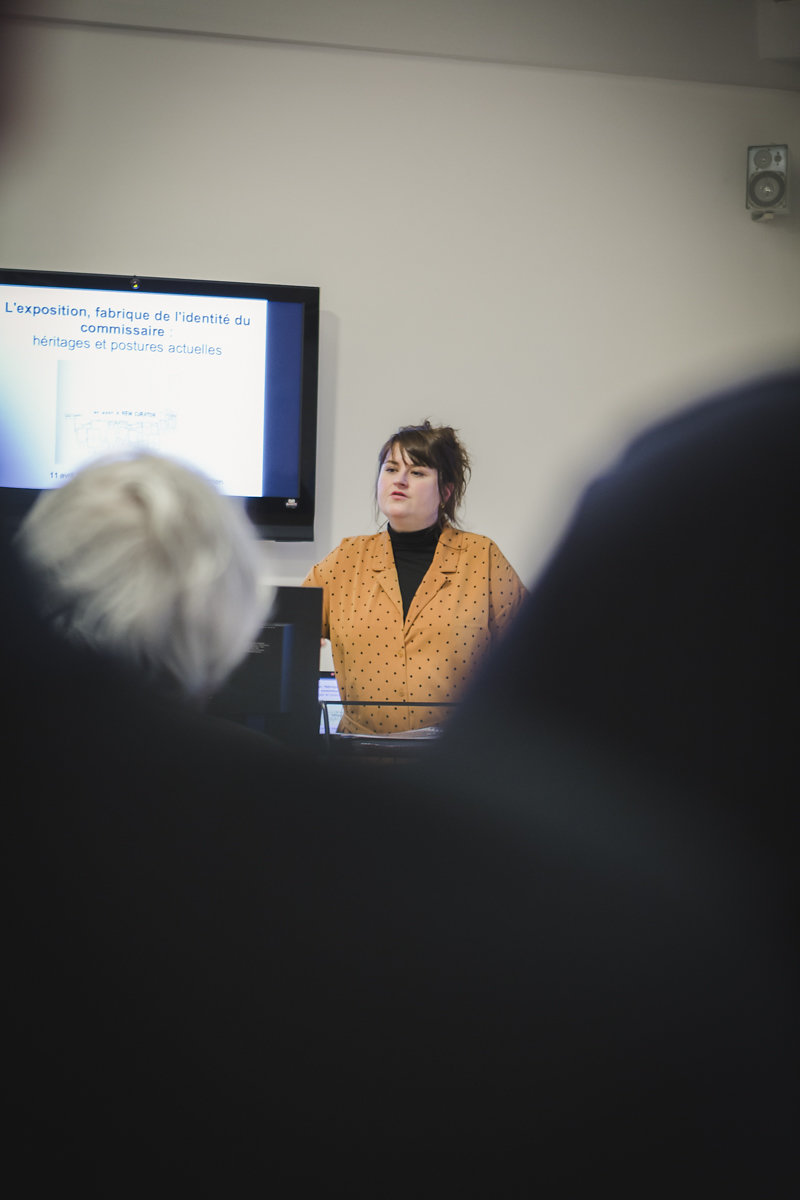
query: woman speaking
303 420 526 734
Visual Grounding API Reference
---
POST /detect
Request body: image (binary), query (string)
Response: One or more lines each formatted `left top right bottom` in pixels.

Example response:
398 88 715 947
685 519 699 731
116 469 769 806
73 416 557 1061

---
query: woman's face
378 444 449 532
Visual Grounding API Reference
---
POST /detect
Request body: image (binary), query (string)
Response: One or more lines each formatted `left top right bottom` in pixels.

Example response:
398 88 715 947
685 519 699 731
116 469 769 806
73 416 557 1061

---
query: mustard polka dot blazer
303 526 527 735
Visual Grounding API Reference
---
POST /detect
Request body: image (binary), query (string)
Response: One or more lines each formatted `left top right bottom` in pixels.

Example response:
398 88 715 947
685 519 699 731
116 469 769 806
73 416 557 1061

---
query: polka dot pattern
303 527 527 735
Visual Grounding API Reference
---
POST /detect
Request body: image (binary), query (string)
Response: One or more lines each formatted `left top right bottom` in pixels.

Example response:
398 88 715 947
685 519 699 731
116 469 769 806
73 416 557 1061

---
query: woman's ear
441 482 454 506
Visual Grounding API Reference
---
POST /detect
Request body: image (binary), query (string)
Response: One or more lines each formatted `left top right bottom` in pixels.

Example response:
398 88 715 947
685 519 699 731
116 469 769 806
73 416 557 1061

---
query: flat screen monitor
0 267 319 539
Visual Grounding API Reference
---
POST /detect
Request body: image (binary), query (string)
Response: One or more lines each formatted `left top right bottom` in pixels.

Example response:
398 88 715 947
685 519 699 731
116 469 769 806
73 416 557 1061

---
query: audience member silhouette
441 367 799 1193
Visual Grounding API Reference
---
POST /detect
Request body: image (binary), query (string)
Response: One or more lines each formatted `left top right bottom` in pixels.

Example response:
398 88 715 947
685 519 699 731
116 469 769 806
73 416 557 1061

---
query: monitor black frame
0 267 320 540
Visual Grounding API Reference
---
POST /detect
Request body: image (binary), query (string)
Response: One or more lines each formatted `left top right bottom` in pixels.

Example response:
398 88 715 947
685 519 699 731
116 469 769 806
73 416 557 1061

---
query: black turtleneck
388 523 441 619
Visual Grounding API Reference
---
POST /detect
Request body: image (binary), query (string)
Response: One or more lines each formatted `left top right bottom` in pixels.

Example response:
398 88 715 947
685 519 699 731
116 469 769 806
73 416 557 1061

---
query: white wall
1 19 798 586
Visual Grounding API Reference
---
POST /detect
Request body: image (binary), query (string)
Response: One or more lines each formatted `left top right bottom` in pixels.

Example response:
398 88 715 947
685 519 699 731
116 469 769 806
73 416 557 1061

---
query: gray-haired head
16 451 271 699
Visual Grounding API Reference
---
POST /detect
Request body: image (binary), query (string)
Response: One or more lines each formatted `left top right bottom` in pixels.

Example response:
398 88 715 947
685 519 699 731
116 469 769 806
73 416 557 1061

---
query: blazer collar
367 526 463 572
368 527 464 628
432 525 463 572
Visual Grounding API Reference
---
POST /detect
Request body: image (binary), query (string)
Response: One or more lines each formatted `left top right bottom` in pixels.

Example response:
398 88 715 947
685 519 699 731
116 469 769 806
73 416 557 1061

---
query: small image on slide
55 360 178 470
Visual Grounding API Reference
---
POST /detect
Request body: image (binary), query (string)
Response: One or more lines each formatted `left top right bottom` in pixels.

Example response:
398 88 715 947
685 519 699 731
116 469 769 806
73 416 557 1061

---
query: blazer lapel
404 528 461 631
368 530 404 618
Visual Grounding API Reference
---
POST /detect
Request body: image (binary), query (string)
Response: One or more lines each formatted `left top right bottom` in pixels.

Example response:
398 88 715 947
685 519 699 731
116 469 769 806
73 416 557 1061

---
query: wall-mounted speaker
746 144 789 216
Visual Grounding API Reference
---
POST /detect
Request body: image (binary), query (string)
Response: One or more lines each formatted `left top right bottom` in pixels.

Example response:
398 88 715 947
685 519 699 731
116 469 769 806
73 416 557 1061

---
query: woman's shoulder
331 531 386 556
440 527 502 553
338 531 386 548
439 528 525 586
308 531 388 573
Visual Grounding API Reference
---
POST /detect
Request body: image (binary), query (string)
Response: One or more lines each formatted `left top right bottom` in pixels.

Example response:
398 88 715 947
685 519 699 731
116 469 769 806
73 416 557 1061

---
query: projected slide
0 284 269 495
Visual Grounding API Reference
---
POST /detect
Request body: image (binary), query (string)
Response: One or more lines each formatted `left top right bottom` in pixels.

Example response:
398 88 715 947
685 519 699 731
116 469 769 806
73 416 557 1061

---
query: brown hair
377 420 471 527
